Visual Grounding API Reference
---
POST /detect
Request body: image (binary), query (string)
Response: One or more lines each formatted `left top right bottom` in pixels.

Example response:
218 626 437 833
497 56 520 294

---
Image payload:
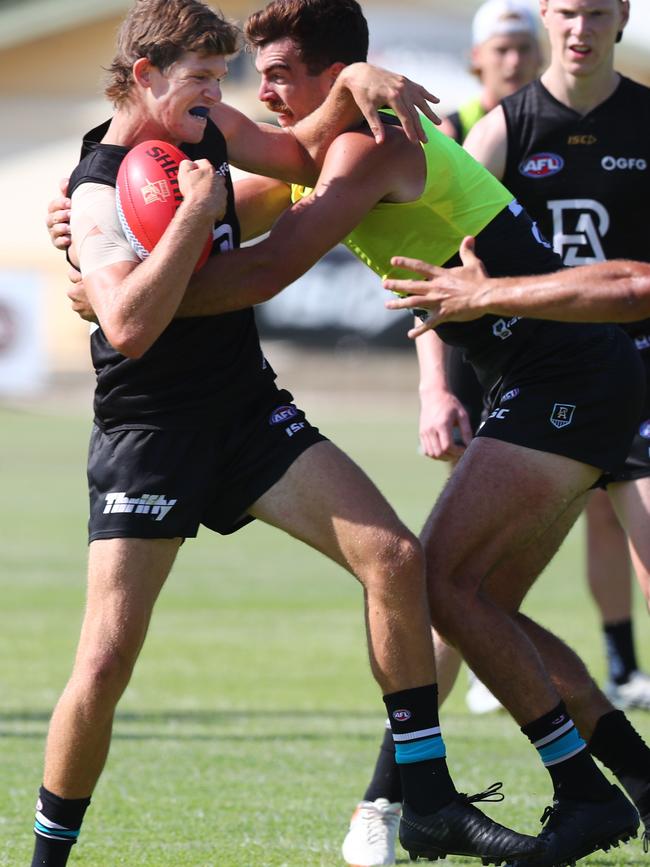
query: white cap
472 0 539 46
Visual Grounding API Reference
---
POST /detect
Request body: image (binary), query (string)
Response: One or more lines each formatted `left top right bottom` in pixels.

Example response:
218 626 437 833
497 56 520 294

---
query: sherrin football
116 139 213 272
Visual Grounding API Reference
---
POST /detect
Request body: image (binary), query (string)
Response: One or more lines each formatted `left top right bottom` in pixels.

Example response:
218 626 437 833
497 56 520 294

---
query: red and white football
116 139 212 272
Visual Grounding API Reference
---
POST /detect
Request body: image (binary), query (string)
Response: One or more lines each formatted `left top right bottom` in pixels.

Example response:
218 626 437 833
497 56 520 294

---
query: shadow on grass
0 707 385 740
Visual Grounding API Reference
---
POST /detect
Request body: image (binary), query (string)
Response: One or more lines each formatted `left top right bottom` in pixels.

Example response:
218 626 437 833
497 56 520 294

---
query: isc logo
519 153 564 178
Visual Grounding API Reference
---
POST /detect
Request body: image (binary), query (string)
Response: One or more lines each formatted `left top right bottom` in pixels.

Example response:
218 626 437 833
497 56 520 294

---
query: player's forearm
177 237 289 316
179 190 347 317
416 330 450 397
478 261 650 323
98 201 216 356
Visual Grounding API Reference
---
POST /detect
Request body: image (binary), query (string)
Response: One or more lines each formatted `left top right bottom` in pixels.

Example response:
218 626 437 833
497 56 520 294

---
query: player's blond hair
105 0 241 106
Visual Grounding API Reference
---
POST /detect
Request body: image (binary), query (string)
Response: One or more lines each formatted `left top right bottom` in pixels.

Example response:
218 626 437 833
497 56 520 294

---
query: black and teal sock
31 786 90 867
604 619 638 685
363 721 402 803
522 701 612 803
589 709 650 825
383 683 456 815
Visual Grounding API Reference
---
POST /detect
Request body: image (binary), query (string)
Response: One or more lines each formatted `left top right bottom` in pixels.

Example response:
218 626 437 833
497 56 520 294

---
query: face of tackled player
540 0 630 78
255 37 344 127
134 50 228 144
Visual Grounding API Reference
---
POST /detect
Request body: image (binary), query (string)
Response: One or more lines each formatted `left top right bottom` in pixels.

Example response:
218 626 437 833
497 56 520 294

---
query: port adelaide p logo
550 403 576 429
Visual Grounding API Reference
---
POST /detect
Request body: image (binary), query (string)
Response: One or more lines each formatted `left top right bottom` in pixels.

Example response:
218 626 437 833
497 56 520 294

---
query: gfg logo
519 153 564 178
601 155 647 172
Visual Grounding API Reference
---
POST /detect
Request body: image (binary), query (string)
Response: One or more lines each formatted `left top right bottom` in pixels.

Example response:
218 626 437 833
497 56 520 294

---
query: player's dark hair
245 0 369 75
106 0 241 106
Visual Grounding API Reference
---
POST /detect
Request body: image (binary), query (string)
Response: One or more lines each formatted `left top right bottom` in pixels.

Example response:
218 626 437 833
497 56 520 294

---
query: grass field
2 364 650 866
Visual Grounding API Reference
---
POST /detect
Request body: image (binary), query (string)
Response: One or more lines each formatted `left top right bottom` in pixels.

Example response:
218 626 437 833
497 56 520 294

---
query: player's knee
76 645 137 701
360 530 425 597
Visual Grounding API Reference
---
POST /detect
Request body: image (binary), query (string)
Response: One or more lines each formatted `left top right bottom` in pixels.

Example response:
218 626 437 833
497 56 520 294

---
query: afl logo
519 153 564 178
270 405 298 425
639 420 650 439
501 387 520 403
393 709 412 722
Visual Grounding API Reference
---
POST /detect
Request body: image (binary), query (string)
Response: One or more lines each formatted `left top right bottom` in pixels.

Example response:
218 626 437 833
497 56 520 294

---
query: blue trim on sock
34 820 79 840
538 728 585 766
395 735 446 764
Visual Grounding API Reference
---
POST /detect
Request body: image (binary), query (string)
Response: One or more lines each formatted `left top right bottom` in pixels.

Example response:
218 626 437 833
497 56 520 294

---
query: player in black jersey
419 0 650 722
457 0 650 710
33 3 547 867
423 0 650 712
497 6 650 716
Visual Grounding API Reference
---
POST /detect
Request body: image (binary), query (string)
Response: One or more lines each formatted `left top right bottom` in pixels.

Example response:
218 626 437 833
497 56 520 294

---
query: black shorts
87 388 326 541
476 323 645 476
602 347 650 483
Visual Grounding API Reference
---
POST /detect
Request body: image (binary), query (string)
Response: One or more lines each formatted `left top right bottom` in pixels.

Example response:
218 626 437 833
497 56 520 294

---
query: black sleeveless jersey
501 76 650 339
68 119 275 430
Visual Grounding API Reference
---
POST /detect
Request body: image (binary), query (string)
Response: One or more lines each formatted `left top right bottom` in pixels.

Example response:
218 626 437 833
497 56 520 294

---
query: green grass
1 393 649 866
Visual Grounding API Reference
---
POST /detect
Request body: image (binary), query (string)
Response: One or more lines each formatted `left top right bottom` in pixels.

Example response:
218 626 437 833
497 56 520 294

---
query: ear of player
116 139 213 271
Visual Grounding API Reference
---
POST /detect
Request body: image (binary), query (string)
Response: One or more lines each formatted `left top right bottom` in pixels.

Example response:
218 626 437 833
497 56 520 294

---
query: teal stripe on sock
395 735 446 764
538 727 585 766
34 820 79 840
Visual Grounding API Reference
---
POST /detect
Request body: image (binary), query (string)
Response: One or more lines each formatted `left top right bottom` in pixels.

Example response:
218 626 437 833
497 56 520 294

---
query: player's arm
462 106 508 180
214 64 439 185
233 175 291 241
415 330 472 461
384 237 650 333
72 161 226 357
177 129 408 316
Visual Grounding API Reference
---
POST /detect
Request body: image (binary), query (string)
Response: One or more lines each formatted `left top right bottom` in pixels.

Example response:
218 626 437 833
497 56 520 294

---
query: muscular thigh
80 537 181 657
609 475 650 590
249 440 416 574
481 493 588 612
422 437 599 591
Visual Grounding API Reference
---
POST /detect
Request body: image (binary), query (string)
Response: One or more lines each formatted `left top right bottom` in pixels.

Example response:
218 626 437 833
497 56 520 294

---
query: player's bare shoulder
463 106 507 180
323 117 424 203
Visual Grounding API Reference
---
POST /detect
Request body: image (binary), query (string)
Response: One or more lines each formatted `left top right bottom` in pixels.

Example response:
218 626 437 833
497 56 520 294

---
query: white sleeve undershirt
70 182 140 277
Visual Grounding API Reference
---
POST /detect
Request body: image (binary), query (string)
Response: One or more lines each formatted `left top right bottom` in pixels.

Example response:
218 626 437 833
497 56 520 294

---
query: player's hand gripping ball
116 140 213 272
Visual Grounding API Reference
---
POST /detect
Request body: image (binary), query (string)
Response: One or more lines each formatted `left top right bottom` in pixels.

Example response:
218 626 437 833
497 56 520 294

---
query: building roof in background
2 0 650 57
0 0 130 49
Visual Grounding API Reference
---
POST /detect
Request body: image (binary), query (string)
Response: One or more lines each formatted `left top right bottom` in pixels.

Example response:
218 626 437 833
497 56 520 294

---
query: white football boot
466 670 503 715
605 670 650 710
341 798 401 867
